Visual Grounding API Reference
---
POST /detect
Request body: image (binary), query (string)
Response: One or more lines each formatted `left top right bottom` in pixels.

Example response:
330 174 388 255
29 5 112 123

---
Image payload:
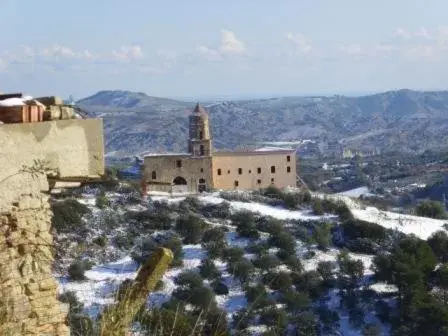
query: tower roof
192 103 208 115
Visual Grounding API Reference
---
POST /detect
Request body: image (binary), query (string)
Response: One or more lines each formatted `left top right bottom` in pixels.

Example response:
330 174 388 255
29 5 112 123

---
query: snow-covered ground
58 189 444 335
336 186 375 198
351 206 447 240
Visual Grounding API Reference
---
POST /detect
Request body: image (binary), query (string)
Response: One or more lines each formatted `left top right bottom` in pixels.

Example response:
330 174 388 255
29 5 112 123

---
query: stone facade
0 119 104 335
143 104 297 193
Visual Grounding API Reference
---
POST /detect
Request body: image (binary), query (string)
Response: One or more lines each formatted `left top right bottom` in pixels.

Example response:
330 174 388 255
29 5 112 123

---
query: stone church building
142 104 297 193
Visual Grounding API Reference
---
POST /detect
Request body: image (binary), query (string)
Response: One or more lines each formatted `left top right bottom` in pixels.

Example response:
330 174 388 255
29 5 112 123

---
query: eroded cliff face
0 119 104 335
0 173 69 335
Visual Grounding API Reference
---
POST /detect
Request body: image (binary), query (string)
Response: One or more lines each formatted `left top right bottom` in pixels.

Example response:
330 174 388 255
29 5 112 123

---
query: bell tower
188 103 213 157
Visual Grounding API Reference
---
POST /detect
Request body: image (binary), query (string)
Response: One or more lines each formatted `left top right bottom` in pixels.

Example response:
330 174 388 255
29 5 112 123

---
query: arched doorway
172 176 188 193
198 178 207 193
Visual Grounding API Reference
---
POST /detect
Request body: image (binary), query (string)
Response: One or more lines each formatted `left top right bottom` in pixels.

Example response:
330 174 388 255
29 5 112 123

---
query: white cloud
112 45 144 61
41 44 95 60
286 32 312 55
394 27 412 40
196 45 223 61
219 30 246 54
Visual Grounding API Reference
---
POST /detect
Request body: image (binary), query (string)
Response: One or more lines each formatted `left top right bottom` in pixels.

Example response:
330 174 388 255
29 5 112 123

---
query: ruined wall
0 119 104 335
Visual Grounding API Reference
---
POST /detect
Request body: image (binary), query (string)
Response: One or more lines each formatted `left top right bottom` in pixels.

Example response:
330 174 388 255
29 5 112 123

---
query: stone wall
0 119 104 335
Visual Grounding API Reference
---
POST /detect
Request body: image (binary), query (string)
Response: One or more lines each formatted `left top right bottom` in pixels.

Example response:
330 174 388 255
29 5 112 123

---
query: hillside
78 89 448 158
54 185 448 335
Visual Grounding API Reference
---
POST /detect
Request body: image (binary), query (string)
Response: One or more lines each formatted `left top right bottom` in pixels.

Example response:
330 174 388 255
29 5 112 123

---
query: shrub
416 200 447 219
256 217 284 235
138 308 194 336
284 255 303 273
312 198 325 215
259 307 289 333
247 242 269 256
338 250 364 284
51 199 90 233
95 194 110 209
362 324 381 336
201 307 229 335
132 233 183 267
93 235 107 247
223 247 245 263
175 214 206 244
212 281 229 296
345 238 378 254
235 218 260 240
244 284 270 306
281 289 310 313
342 219 386 242
263 271 293 291
199 258 220 280
316 305 340 334
313 222 332 250
229 259 255 284
428 230 448 262
292 271 324 299
317 261 336 282
253 254 281 272
269 231 296 254
68 261 87 281
175 270 203 290
294 311 318 335
200 201 232 219
282 193 300 209
59 291 94 336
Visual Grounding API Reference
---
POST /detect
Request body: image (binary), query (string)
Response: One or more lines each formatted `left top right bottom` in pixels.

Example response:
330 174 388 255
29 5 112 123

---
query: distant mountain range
77 89 448 159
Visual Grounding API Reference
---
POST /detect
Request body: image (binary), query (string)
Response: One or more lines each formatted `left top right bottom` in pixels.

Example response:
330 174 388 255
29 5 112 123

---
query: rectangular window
176 160 182 168
271 178 275 183
287 166 291 173
287 155 291 162
271 166 276 173
257 167 261 174
234 180 239 187
217 169 222 175
238 168 242 175
257 179 261 184
200 168 204 173
228 170 230 174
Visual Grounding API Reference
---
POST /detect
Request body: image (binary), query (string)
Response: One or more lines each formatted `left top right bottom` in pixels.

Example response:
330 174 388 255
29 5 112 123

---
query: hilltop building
142 104 297 193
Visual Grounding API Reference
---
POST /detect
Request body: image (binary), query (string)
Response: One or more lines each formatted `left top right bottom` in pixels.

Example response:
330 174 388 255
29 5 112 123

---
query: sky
1 0 448 100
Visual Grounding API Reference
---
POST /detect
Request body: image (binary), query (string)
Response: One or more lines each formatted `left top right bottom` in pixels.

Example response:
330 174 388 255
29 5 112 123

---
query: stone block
39 278 57 291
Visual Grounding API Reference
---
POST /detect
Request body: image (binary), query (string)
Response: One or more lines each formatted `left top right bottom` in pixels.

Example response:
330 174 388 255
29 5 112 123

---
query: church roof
193 103 208 115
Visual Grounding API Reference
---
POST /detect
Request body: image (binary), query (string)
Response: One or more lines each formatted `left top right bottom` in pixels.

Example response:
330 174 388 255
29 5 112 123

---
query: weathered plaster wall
0 119 104 335
212 151 297 191
143 155 213 193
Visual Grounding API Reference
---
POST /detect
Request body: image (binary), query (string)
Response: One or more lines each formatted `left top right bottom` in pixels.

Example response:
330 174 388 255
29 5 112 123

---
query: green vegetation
415 200 447 219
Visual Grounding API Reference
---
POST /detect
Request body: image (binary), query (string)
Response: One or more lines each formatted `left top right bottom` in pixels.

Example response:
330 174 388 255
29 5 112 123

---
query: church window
176 160 182 168
238 168 242 175
234 180 239 187
200 168 204 173
257 179 261 184
228 170 230 174
199 131 203 140
200 145 205 156
257 167 261 174
287 166 291 173
271 166 276 173
218 169 222 175
287 155 291 162
249 170 252 173
151 171 156 180
271 178 275 183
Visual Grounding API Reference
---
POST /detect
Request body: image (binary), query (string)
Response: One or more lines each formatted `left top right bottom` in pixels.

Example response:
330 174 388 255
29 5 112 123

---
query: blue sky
1 0 448 100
